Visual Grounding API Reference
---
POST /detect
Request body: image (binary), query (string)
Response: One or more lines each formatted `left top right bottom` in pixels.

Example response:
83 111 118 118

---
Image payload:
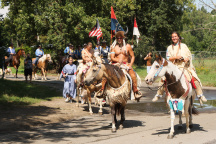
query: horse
76 55 105 115
145 55 198 139
84 60 132 132
32 54 53 81
4 49 26 78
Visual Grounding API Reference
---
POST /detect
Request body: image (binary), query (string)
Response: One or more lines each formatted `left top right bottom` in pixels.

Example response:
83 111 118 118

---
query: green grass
193 59 216 87
0 79 61 109
133 65 147 80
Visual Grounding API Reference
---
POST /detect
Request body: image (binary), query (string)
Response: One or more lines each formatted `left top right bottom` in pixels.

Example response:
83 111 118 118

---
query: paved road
1 74 216 144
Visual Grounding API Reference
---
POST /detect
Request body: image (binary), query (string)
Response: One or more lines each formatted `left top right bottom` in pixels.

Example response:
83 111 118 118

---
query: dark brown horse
4 49 26 78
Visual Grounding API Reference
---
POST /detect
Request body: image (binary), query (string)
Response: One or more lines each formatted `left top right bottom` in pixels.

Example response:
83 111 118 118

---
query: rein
147 59 186 91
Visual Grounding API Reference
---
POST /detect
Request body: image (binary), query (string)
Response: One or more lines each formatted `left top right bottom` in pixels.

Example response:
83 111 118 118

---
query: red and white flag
133 18 140 46
89 19 103 42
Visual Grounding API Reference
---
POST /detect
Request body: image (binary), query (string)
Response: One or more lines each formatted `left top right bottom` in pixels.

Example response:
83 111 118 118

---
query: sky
194 0 216 12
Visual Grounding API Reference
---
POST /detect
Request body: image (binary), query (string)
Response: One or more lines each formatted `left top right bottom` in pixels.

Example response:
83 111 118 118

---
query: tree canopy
0 0 215 64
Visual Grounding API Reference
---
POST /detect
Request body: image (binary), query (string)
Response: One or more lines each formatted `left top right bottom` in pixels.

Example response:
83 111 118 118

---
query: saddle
118 66 141 100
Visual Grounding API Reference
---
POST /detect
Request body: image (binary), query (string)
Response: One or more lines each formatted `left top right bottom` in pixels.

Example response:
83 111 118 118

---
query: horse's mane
16 49 23 53
103 63 125 78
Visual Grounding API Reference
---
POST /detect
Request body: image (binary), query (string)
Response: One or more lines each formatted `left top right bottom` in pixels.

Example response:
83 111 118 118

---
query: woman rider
152 32 207 102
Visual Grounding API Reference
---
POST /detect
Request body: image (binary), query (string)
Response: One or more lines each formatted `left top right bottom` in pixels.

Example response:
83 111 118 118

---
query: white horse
145 55 198 139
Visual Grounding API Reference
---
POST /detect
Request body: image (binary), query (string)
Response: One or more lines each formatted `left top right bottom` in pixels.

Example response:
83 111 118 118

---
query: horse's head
84 57 104 86
145 54 168 85
46 54 53 64
17 49 26 57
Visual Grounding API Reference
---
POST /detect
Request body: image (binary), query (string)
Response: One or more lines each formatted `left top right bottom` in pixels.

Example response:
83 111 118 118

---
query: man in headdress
98 30 142 101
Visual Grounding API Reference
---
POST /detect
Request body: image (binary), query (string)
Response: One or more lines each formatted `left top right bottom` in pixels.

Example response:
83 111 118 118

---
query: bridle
148 58 187 91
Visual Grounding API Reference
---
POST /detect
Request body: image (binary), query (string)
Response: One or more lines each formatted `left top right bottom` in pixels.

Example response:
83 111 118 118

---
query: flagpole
110 30 112 45
132 35 134 46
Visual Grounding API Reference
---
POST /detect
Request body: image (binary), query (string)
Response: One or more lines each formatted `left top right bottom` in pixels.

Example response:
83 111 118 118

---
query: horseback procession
0 6 210 140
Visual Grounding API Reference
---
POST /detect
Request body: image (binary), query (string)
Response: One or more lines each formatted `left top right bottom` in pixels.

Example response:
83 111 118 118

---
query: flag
89 19 103 42
111 6 124 38
133 17 140 46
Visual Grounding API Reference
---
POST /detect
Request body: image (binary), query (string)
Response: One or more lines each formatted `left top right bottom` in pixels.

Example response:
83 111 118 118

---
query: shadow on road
0 116 144 143
152 123 208 136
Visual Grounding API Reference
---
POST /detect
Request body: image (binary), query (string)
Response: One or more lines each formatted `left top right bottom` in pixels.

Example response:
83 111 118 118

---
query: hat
115 26 128 39
67 43 72 46
101 40 107 43
115 31 125 39
83 43 87 47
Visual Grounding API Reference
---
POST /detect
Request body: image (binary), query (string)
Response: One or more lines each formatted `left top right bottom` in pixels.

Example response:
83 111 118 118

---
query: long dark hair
171 31 182 44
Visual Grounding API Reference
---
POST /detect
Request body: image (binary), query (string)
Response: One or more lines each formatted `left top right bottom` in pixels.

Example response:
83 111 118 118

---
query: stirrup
135 91 142 99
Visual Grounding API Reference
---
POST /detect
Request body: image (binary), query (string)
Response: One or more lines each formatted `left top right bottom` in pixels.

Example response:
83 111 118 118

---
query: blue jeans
35 56 40 65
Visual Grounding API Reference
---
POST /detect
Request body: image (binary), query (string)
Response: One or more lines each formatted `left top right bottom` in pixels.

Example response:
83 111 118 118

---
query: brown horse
4 49 26 78
84 61 131 132
32 54 52 81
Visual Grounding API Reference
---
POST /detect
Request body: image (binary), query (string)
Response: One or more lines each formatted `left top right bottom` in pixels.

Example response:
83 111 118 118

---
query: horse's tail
115 103 122 116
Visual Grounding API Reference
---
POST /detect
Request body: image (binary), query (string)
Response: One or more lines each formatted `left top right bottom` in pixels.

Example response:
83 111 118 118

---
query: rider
98 30 142 101
96 40 110 63
75 45 82 59
152 31 207 102
5 43 16 66
64 43 75 63
34 44 44 66
76 42 94 87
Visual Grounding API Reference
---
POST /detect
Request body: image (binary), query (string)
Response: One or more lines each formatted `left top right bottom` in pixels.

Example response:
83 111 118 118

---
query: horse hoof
167 134 174 139
189 124 193 129
89 112 93 115
76 104 79 107
186 129 191 134
111 128 116 133
178 126 183 130
119 125 123 130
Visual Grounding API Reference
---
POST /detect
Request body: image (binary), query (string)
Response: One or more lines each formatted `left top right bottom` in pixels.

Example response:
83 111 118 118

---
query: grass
0 79 61 109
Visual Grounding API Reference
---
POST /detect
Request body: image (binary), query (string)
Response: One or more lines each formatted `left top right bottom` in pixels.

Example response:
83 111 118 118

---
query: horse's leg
111 106 116 132
119 107 125 130
87 89 93 115
189 95 194 129
41 68 46 81
178 111 183 130
76 87 80 107
98 98 103 115
185 100 191 134
168 109 175 139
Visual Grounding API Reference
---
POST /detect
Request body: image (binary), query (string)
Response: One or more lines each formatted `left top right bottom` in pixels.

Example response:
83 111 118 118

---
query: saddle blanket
168 99 184 112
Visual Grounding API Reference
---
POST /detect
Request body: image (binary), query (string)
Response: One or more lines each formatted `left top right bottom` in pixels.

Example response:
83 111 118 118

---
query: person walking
144 52 152 73
24 53 32 83
62 56 77 103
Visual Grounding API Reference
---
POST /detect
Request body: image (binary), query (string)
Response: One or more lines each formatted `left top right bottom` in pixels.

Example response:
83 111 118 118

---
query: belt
68 73 74 75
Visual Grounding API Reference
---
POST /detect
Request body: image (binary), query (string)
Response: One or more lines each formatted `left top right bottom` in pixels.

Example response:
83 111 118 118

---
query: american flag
89 19 103 40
